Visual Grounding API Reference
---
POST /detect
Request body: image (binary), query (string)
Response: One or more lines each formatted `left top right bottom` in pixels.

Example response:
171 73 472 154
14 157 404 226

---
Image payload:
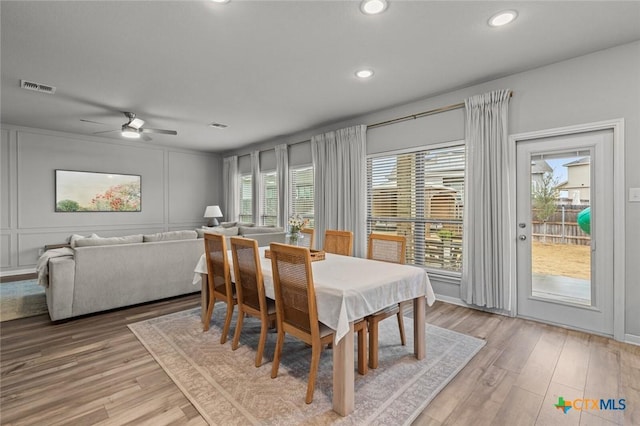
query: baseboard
0 268 36 278
436 294 639 346
624 334 640 346
435 294 512 317
434 294 467 307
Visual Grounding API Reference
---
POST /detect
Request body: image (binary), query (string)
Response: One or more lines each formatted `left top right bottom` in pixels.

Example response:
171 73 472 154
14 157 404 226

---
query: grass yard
531 241 591 280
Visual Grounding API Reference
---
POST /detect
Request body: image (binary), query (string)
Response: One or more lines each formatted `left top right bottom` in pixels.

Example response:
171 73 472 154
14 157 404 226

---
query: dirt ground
531 241 591 280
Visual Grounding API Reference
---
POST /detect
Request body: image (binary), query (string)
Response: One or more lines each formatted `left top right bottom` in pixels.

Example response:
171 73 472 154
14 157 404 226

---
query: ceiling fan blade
92 129 119 135
141 128 177 135
141 134 153 142
81 119 110 126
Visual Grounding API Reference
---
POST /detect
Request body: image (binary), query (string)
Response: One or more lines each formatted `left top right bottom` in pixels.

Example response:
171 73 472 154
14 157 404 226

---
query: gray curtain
461 89 514 310
311 125 367 257
275 144 289 228
222 155 238 222
251 151 260 224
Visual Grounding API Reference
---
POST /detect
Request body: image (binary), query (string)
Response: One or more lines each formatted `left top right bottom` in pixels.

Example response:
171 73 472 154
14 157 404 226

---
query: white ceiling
2 1 639 153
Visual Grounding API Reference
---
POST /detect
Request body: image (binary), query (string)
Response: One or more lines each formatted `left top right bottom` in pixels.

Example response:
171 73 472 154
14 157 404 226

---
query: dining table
193 246 436 416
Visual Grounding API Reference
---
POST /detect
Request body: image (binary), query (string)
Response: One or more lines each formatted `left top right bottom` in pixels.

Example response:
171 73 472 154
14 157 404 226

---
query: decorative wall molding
0 124 222 274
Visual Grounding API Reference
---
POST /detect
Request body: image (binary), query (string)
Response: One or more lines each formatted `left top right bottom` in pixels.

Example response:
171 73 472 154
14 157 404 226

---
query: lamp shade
204 205 223 218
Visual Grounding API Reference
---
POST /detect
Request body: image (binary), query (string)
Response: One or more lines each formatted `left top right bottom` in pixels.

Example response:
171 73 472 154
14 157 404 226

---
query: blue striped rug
0 279 47 322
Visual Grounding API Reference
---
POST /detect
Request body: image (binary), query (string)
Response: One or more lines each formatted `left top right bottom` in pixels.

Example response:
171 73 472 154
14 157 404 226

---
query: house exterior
530 159 553 191
557 157 591 203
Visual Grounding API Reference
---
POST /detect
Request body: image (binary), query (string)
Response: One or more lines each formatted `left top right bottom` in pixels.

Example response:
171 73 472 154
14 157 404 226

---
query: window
239 174 252 223
260 171 278 226
290 166 314 228
367 143 465 273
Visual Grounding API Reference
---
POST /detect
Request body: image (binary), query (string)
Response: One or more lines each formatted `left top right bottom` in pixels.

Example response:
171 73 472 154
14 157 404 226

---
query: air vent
209 122 228 129
20 79 56 94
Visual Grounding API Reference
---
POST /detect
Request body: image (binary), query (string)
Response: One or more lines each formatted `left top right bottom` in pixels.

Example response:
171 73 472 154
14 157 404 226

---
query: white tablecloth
194 247 436 342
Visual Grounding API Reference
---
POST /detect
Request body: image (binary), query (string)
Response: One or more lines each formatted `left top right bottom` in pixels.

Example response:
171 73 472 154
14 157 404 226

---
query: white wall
222 41 640 338
0 126 222 273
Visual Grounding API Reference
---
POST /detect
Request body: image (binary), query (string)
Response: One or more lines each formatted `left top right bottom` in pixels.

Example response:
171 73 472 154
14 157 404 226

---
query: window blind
260 171 278 226
366 143 465 272
239 174 252 223
289 166 315 228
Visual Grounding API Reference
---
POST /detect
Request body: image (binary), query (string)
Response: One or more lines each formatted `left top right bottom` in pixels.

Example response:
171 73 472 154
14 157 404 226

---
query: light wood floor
1 293 638 425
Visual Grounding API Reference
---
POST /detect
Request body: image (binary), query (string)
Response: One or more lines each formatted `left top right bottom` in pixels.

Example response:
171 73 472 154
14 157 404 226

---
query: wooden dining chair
323 229 353 256
322 228 367 371
230 237 277 367
203 233 237 344
269 243 367 404
366 233 407 369
299 228 315 249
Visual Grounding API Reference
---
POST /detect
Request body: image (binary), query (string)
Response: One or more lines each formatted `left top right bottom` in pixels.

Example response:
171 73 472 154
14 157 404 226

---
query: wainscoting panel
1 125 222 274
16 131 166 229
167 151 219 224
1 234 11 268
1 129 11 229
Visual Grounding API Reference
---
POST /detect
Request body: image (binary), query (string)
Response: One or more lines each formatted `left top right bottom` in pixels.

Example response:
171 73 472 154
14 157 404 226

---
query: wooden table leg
332 322 355 416
413 296 425 360
201 273 209 327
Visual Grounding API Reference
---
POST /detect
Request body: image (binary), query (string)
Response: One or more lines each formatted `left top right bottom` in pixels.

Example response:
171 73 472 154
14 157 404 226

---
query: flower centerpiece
287 214 307 246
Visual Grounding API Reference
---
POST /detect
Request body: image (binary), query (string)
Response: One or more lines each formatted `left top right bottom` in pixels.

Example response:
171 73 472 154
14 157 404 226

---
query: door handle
519 235 527 241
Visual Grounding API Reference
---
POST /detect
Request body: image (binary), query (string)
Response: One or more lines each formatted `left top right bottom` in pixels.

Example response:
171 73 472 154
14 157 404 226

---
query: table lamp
204 205 223 227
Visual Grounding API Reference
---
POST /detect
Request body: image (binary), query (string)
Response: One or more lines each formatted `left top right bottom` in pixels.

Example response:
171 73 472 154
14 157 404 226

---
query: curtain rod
286 103 462 146
249 91 514 151
368 90 514 130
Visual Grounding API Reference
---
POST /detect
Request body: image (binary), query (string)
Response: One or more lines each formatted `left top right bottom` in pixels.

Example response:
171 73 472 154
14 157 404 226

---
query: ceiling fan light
122 127 140 139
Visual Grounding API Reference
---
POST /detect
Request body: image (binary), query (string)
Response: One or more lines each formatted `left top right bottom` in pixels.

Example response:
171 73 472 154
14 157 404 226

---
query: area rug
0 279 47 322
129 307 485 426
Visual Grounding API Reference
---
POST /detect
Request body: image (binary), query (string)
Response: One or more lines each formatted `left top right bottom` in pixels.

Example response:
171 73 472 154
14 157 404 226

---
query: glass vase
286 232 304 246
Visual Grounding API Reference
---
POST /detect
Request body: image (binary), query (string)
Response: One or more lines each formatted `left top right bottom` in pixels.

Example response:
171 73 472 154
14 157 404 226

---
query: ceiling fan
89 112 177 140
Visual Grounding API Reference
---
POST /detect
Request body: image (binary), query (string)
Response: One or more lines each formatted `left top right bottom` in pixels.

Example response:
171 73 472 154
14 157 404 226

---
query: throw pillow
239 226 284 235
68 233 100 248
237 222 255 227
220 221 237 228
143 230 198 242
203 226 239 237
74 234 143 247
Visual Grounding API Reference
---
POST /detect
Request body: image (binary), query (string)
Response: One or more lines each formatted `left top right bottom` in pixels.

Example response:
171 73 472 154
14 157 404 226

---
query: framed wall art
55 170 141 212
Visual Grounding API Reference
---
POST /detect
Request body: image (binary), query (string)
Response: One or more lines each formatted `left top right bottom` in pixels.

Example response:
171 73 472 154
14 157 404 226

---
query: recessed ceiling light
360 0 388 15
488 10 518 27
355 69 374 79
210 0 230 3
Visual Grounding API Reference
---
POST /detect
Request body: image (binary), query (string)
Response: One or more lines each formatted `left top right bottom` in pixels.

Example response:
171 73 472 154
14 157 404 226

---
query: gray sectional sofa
45 231 204 320
43 225 286 321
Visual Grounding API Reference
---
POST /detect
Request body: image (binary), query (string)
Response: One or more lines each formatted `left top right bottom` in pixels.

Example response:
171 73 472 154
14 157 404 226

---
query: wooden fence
532 205 591 245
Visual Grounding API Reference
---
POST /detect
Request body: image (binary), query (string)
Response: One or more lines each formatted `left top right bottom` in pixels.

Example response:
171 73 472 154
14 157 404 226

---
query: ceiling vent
20 79 56 94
